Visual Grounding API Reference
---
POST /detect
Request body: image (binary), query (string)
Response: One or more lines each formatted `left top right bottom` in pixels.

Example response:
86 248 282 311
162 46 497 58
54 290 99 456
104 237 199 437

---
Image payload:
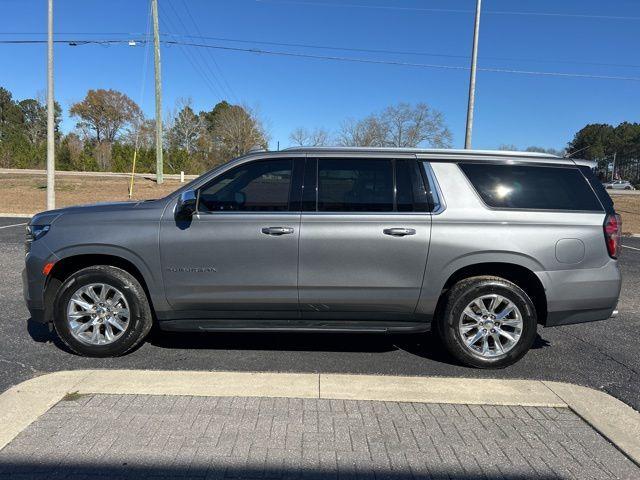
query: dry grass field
610 194 640 235
0 174 181 214
0 173 638 234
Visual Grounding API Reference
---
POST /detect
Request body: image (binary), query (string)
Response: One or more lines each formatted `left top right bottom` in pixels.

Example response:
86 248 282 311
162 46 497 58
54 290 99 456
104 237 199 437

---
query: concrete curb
0 213 33 218
1 370 638 465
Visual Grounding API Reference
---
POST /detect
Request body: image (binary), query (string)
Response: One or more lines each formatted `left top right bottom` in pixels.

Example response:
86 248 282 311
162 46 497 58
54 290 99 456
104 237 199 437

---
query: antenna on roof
564 145 590 158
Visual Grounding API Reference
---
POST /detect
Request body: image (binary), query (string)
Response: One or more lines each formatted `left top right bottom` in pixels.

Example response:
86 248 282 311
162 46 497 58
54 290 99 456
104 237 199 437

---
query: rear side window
578 165 614 214
396 159 429 212
317 159 394 212
459 163 603 211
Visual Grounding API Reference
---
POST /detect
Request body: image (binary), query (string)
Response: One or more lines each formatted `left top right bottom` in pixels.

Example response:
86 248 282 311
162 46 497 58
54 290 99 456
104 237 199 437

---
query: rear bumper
545 306 617 327
539 260 621 327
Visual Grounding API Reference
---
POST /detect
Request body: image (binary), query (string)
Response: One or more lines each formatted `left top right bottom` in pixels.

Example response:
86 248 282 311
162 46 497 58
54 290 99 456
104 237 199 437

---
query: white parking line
0 223 26 230
622 245 640 252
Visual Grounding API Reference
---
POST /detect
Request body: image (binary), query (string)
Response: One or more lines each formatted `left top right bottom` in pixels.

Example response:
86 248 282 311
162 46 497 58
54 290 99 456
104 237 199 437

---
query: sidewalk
1 371 639 479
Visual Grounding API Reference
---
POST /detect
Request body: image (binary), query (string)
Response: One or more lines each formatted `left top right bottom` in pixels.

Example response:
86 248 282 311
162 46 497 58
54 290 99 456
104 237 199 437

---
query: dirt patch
0 174 180 214
611 194 640 235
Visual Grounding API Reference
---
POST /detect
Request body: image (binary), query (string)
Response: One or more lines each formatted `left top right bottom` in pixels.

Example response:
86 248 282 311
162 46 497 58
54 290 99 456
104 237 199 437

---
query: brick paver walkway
0 394 638 479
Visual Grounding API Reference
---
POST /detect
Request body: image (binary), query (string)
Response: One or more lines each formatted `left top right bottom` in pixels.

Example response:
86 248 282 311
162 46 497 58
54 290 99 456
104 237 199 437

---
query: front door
299 157 432 320
160 158 301 318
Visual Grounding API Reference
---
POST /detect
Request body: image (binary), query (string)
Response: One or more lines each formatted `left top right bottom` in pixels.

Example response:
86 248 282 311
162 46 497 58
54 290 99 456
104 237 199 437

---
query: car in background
604 180 636 190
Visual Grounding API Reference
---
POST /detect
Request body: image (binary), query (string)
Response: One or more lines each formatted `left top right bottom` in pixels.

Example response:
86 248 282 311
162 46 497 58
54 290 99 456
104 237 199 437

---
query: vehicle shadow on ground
27 317 551 366
147 329 551 367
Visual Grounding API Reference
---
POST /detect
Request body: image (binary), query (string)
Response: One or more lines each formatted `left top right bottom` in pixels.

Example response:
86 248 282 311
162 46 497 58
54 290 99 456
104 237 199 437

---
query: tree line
1 84 638 179
0 87 454 175
565 122 640 182
0 86 268 175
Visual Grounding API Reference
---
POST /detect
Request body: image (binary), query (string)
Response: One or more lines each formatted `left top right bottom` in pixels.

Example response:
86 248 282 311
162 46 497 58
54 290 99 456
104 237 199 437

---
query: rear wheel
53 265 152 357
437 276 537 368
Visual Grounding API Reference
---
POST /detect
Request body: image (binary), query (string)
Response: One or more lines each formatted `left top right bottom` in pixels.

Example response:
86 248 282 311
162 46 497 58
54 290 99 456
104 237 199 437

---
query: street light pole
46 0 55 209
464 0 482 150
151 0 163 184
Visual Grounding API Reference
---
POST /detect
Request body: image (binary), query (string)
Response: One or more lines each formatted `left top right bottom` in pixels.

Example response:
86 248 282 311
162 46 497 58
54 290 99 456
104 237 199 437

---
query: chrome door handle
261 226 294 236
383 227 416 237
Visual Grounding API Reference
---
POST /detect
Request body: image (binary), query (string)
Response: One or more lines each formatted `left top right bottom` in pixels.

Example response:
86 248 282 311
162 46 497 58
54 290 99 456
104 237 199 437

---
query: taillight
604 214 622 259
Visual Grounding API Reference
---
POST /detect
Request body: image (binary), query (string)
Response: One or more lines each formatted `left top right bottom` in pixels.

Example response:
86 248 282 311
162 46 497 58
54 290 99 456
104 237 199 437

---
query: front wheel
437 276 537 368
53 265 153 357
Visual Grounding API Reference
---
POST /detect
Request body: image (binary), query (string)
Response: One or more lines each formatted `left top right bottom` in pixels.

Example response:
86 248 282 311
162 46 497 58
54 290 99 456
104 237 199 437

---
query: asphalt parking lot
1 216 639 412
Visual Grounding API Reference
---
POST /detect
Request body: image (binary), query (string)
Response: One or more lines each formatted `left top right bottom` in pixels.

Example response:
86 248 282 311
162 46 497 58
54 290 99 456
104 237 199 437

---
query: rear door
298 157 432 320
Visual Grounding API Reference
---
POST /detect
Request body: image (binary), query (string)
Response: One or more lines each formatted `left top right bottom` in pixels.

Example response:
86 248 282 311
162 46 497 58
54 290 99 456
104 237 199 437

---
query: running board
159 319 430 334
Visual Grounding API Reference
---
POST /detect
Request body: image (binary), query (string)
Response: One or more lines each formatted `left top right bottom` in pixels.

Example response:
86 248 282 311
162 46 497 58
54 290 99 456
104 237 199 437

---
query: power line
179 0 238 102
5 31 640 70
3 37 640 82
255 0 640 21
159 39 640 82
157 5 223 99
157 32 640 71
163 0 230 100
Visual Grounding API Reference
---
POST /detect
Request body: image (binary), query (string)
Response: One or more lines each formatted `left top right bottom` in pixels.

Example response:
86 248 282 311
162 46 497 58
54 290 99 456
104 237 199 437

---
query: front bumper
23 244 59 324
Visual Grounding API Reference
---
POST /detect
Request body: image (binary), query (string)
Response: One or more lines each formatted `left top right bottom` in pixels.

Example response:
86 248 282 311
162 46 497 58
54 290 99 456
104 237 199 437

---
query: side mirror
175 189 197 218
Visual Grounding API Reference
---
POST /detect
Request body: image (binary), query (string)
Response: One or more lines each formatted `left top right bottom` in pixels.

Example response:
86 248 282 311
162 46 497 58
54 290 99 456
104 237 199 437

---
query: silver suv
23 148 622 368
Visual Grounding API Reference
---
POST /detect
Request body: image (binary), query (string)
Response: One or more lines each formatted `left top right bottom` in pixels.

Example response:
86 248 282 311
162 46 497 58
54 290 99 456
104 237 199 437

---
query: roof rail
279 146 560 159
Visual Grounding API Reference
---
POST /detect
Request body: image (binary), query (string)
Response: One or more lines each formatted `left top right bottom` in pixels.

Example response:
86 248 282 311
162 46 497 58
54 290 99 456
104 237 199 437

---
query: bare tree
167 98 202 154
337 116 388 147
337 103 451 148
129 118 156 150
289 127 329 147
382 103 451 148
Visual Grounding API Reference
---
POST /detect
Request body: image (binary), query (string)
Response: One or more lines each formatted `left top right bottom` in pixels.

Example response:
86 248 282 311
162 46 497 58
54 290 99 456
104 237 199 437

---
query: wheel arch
435 262 548 325
45 252 158 323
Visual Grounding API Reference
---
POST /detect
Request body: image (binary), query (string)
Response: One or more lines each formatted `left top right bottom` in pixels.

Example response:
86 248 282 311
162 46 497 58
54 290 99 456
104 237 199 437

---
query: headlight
25 224 50 254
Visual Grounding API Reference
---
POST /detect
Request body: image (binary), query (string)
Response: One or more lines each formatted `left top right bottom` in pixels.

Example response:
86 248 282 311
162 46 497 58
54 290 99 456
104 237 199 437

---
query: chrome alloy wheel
458 294 523 358
66 283 130 345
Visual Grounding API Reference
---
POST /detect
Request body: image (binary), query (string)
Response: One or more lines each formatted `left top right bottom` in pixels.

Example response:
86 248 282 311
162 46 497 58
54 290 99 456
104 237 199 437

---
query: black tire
53 265 153 357
436 276 537 369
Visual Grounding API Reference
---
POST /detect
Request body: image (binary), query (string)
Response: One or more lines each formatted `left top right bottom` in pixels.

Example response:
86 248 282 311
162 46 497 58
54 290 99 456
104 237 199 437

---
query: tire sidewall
441 279 537 368
53 267 150 357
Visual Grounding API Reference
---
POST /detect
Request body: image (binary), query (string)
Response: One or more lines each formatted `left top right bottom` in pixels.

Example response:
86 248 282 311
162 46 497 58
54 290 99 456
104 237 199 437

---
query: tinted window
198 159 292 212
421 163 442 212
318 159 393 212
459 163 602 211
396 160 429 212
579 165 614 214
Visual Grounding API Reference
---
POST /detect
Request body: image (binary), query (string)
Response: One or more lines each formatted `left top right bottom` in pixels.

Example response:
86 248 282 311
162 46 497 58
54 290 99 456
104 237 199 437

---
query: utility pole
612 152 617 181
464 0 482 150
151 0 163 184
46 0 55 209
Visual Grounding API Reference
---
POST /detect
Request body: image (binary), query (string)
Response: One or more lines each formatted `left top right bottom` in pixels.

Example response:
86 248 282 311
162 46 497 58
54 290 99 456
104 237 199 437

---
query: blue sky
1 0 638 151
